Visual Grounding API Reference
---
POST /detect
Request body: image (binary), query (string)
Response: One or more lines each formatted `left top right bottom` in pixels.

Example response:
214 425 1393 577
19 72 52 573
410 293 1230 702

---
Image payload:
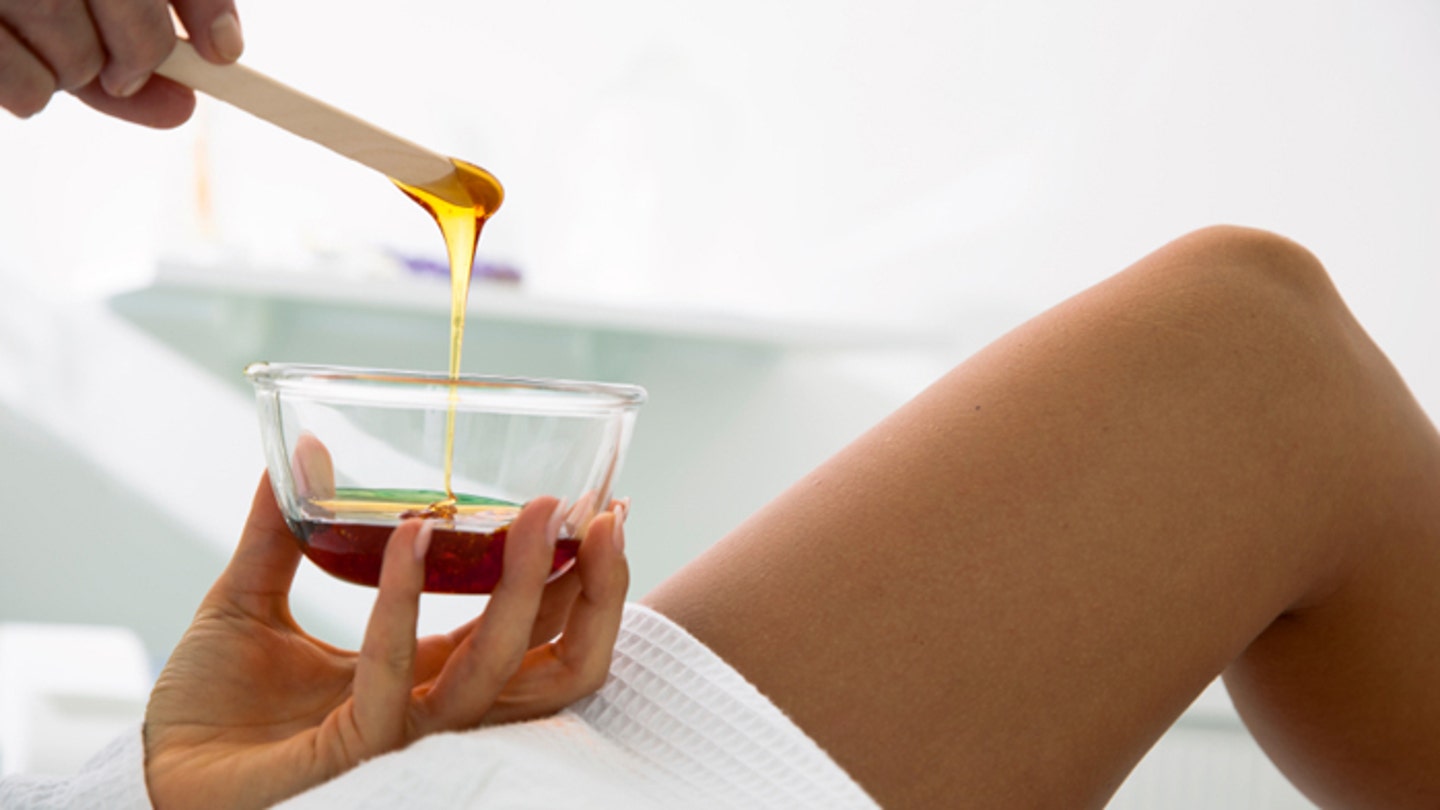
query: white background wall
1 1 1437 802
4 1 1438 350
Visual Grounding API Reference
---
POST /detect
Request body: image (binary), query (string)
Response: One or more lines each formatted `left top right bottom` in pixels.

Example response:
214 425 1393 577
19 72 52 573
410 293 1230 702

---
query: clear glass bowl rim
245 362 647 412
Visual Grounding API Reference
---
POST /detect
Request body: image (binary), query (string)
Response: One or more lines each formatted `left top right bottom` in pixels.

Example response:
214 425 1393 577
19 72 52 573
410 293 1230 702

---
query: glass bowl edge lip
243 361 647 405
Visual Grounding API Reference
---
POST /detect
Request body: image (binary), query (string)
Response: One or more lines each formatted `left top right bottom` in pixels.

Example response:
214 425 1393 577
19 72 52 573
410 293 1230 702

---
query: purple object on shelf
391 250 522 284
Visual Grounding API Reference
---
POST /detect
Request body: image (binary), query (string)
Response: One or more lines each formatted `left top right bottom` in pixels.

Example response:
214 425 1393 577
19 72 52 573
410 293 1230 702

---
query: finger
85 0 175 98
291 432 336 501
69 72 193 127
410 608 489 685
0 0 104 91
521 490 615 637
483 507 630 724
552 505 629 684
419 497 561 729
527 566 582 649
170 0 242 63
351 520 429 751
413 632 458 687
0 23 58 117
414 499 587 683
209 472 304 620
564 489 598 533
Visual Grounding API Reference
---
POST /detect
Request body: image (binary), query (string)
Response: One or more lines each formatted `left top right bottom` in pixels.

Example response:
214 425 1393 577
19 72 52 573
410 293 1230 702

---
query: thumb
171 0 245 63
209 472 304 620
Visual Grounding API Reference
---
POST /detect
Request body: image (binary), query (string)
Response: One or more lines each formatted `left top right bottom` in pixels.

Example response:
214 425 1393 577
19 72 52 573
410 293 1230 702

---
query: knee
1106 225 1370 404
1125 225 1359 358
1165 225 1340 312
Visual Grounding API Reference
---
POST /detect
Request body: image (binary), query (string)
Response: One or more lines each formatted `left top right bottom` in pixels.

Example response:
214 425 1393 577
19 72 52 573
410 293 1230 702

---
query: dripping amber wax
392 158 504 512
293 159 528 594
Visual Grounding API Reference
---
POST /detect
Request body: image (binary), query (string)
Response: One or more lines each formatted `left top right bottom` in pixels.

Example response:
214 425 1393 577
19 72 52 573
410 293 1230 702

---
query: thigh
642 227 1440 808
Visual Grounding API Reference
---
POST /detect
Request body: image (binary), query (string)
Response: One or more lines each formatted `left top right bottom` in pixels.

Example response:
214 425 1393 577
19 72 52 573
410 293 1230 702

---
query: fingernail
291 438 336 500
611 501 628 553
112 73 147 98
211 12 245 62
414 521 434 562
545 500 567 549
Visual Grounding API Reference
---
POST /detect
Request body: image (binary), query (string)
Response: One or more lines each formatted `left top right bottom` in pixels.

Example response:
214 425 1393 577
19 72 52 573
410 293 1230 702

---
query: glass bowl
246 362 645 594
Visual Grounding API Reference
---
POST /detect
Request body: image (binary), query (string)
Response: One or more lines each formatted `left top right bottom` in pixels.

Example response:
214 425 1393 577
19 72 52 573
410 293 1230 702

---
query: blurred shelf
132 259 952 351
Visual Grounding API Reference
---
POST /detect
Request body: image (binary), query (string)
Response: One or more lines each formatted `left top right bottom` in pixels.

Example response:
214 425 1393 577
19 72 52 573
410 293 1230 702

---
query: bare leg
644 227 1440 808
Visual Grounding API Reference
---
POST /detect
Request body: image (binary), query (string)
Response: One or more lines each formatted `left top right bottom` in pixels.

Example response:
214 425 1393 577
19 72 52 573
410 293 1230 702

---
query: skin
644 225 1440 808
143 480 630 810
149 225 1440 809
9 10 1440 808
0 0 244 127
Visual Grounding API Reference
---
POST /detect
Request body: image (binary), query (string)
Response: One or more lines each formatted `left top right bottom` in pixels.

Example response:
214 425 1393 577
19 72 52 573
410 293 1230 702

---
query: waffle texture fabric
0 604 878 809
0 726 149 810
279 603 880 809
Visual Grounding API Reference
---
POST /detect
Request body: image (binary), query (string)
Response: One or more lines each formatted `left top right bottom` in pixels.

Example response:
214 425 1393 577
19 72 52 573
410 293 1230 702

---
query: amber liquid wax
293 160 550 594
296 489 578 594
392 159 505 514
